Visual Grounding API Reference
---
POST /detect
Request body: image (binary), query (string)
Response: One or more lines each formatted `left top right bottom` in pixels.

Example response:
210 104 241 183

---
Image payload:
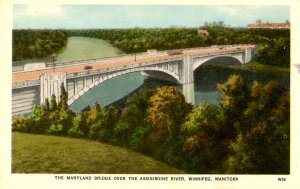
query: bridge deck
12 45 255 82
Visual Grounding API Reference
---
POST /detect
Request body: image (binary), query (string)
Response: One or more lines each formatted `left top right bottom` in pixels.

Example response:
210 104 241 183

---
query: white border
1 0 299 189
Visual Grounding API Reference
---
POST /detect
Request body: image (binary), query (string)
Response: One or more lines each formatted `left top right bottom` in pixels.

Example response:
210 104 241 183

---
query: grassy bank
12 132 185 174
211 61 290 76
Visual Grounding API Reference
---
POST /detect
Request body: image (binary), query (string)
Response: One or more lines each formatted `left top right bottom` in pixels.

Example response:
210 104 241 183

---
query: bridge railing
52 44 249 68
12 44 255 73
12 66 24 72
66 57 183 79
12 79 40 89
46 51 168 69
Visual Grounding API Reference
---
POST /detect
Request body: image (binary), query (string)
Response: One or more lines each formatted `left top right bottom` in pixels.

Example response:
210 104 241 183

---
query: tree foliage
12 76 289 174
146 86 192 164
13 30 69 61
13 25 289 68
257 37 290 67
147 86 192 134
68 25 289 56
226 80 289 174
181 103 228 173
217 75 249 140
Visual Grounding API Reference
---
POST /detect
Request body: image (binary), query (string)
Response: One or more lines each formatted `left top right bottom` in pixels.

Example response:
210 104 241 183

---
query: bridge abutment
40 72 66 104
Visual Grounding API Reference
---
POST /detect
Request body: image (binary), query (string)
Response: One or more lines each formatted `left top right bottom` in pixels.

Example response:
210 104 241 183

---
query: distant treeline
13 24 290 67
13 30 69 61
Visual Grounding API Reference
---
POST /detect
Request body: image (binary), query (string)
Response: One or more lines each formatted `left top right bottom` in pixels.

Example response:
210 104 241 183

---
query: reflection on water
70 64 290 112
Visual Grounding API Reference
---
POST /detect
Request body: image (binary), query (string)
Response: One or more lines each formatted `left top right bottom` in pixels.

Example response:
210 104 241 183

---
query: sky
13 5 290 29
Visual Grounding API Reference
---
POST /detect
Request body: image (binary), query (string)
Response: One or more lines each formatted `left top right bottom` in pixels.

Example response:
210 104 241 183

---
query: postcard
1 0 299 189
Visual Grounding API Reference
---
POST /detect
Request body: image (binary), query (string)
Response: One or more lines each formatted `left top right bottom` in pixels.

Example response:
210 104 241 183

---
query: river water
70 64 290 112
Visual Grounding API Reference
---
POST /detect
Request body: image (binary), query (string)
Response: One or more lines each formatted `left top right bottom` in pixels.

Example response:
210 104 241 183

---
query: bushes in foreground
12 75 290 174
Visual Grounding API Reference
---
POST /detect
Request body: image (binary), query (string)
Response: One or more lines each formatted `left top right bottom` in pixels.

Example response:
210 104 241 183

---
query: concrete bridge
12 44 256 116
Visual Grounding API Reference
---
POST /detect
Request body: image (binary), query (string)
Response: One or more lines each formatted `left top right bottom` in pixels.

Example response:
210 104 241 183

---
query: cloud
22 4 65 17
215 6 248 17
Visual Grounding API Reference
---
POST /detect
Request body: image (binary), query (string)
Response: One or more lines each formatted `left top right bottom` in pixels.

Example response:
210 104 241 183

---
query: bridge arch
193 55 243 71
67 66 180 106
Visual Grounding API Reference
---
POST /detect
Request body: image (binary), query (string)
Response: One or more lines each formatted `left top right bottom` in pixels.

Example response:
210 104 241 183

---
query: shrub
68 115 85 138
12 116 31 132
47 123 63 135
112 121 130 146
129 125 150 152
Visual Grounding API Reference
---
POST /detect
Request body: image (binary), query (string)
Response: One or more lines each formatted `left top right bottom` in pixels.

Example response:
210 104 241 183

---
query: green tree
67 114 84 137
43 98 50 115
46 88 75 135
57 83 74 135
147 86 192 136
226 80 290 174
120 89 154 150
58 83 68 111
146 86 192 163
122 89 154 128
217 74 250 139
13 29 69 61
50 94 58 112
181 103 227 173
257 37 290 67
89 105 121 143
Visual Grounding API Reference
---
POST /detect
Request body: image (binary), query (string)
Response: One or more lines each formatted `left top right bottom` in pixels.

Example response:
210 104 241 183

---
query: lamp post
52 53 56 72
134 44 138 61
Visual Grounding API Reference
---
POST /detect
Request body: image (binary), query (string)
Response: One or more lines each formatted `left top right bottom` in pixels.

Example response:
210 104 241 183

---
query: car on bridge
84 65 93 70
167 50 183 55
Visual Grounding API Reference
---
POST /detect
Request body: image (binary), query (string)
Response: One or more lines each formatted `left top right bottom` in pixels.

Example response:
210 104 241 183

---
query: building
247 19 290 29
197 29 209 36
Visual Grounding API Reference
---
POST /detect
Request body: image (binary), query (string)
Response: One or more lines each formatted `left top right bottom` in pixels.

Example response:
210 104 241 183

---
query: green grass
56 36 124 62
12 132 185 174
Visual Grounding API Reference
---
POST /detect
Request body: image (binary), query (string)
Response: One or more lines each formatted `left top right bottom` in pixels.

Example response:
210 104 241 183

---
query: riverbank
211 61 290 76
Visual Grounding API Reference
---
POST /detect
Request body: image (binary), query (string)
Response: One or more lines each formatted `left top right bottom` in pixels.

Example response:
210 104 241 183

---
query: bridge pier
182 82 195 105
181 56 196 105
244 48 252 63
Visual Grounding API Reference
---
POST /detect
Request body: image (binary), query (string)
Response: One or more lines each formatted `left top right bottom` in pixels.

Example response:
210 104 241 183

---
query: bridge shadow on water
69 72 179 113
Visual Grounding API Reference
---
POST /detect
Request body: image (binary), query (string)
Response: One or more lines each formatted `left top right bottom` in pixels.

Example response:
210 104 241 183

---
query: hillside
12 132 185 174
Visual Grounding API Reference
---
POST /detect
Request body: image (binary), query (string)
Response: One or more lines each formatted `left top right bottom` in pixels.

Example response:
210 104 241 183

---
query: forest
12 29 69 61
12 75 290 174
12 23 290 67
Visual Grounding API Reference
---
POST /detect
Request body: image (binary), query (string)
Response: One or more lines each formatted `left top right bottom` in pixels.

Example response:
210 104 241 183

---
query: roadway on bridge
13 45 255 82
